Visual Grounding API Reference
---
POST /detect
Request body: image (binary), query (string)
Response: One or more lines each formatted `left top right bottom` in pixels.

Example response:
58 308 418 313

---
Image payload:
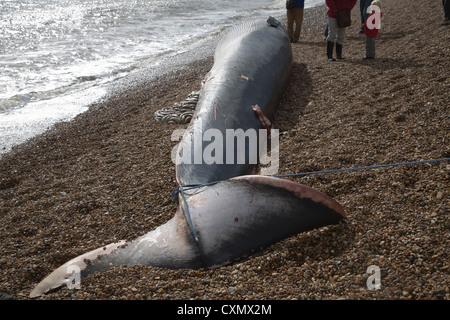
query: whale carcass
30 17 347 298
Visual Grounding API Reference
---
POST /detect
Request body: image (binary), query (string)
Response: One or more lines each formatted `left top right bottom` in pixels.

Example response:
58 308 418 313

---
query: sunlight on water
0 0 322 155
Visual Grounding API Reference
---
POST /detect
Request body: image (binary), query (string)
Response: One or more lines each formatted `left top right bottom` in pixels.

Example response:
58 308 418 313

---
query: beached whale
30 17 347 298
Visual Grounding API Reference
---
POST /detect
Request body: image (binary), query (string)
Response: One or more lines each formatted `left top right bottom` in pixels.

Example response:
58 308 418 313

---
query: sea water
0 0 323 156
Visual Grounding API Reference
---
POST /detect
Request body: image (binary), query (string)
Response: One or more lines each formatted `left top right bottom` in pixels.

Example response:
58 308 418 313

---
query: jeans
360 0 371 24
287 8 304 42
326 16 346 45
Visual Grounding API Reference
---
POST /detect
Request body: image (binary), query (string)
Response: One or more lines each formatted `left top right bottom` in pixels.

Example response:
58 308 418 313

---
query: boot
336 43 345 60
327 41 336 61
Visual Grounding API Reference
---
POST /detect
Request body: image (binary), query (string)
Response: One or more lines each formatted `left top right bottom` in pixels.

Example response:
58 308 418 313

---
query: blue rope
173 157 449 242
274 158 450 178
177 184 200 243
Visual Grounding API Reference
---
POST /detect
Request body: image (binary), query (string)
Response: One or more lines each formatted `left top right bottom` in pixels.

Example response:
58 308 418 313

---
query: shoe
441 19 450 26
336 43 345 60
363 56 375 60
327 41 335 61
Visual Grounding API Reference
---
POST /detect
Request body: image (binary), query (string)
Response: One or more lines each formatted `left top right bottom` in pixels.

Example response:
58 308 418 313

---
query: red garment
326 0 357 18
363 12 383 38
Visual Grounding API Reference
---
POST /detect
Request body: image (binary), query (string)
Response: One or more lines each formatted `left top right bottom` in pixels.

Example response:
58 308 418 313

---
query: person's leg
364 36 375 59
360 0 366 24
326 16 338 42
326 16 337 61
287 9 295 42
360 0 369 33
336 27 347 60
337 27 346 45
293 8 304 42
363 0 371 21
444 0 450 20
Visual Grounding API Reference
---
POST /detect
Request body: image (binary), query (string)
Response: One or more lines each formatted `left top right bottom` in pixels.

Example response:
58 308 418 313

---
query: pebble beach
0 0 449 300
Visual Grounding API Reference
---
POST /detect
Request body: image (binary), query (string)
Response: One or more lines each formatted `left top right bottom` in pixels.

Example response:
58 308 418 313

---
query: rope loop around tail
177 184 199 243
172 181 220 243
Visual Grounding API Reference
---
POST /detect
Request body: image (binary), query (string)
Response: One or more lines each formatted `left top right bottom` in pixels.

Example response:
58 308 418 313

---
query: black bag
286 0 295 10
337 9 352 28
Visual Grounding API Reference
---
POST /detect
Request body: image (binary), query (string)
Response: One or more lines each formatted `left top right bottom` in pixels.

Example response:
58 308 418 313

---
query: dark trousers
366 36 375 58
444 0 450 20
360 0 372 24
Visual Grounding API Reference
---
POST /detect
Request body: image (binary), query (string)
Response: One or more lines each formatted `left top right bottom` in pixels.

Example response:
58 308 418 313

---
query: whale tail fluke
30 175 346 298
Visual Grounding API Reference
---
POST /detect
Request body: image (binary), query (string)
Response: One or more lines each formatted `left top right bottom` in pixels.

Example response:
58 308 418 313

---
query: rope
172 157 449 242
173 181 224 243
177 184 199 243
154 91 200 124
274 158 450 178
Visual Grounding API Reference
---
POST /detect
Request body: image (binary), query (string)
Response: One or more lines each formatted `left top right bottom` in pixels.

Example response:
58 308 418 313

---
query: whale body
30 17 347 298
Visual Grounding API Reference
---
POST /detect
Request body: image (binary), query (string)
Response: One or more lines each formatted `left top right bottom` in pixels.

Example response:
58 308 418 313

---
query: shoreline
1 1 449 300
0 3 324 160
0 2 329 159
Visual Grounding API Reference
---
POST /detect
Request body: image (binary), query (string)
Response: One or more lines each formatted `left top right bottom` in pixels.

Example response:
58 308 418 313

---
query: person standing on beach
442 0 450 25
286 0 305 43
361 0 382 60
359 0 372 33
325 0 357 61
